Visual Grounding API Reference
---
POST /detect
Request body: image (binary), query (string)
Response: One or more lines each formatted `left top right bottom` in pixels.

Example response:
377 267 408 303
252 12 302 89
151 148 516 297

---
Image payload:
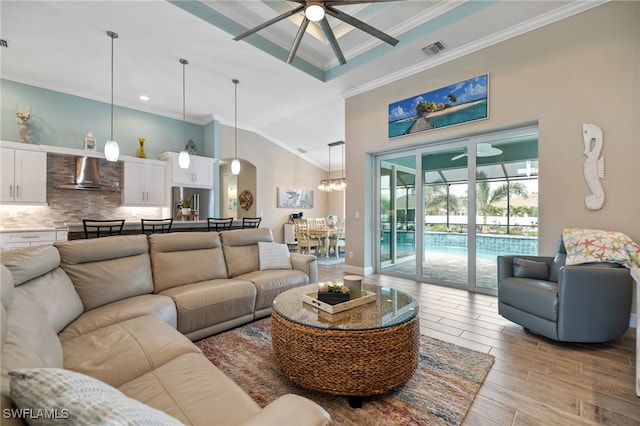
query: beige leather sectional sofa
0 228 330 425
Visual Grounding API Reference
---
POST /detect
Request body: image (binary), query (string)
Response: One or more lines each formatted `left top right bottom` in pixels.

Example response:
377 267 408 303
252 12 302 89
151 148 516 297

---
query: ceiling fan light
104 140 120 162
305 3 325 22
231 158 241 175
178 150 190 169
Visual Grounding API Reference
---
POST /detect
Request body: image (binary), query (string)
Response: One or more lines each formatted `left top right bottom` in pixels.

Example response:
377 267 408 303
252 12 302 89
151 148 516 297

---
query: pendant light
104 31 120 162
230 79 241 175
178 59 191 169
318 141 345 191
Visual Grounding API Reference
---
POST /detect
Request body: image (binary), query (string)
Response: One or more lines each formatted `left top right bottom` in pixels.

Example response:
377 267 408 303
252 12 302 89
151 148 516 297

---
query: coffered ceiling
0 1 605 170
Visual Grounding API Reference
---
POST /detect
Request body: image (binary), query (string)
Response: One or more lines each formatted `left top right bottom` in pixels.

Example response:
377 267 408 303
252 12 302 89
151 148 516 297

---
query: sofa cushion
513 257 549 280
236 269 310 313
258 242 292 271
9 368 182 425
57 235 154 311
118 353 261 425
62 315 200 388
149 232 228 292
0 245 61 286
2 246 84 334
158 279 256 336
15 268 84 334
221 228 274 278
6 292 63 370
58 294 177 342
499 277 558 321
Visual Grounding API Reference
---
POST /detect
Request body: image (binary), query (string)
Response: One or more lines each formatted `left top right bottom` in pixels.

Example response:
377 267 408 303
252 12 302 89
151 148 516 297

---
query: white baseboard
343 264 374 276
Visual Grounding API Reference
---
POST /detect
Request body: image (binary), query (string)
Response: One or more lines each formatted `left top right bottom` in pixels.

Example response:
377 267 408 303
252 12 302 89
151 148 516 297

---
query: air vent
0 39 8 48
422 41 445 56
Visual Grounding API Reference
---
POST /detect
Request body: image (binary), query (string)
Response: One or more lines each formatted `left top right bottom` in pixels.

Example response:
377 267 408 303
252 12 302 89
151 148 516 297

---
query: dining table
308 226 340 258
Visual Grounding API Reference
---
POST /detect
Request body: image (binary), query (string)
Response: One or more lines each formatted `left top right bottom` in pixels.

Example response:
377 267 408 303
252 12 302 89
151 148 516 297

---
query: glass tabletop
272 283 418 331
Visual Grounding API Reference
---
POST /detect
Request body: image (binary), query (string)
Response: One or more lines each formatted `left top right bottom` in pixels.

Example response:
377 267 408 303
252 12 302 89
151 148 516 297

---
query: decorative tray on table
302 290 376 314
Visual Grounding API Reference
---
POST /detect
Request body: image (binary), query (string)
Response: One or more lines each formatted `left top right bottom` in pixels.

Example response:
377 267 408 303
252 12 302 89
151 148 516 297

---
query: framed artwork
388 74 488 138
277 187 314 208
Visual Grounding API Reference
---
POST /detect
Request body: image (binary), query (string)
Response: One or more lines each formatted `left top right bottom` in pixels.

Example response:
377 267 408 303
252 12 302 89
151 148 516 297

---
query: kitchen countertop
0 227 69 233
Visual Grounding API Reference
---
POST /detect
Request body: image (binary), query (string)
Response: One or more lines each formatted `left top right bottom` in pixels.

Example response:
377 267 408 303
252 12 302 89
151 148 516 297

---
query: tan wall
217 124 333 242
345 2 640 272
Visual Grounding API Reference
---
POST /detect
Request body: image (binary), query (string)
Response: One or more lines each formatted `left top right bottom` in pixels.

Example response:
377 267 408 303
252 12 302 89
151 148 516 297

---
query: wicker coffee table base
271 311 420 398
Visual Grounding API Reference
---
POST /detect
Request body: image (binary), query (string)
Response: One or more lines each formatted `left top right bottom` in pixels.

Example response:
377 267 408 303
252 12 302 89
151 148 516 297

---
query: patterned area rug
195 318 494 425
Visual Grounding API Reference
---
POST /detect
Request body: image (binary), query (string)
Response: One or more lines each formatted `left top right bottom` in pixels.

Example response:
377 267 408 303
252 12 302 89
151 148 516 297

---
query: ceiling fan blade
287 18 310 64
234 5 304 41
319 17 346 65
325 5 399 46
327 0 398 5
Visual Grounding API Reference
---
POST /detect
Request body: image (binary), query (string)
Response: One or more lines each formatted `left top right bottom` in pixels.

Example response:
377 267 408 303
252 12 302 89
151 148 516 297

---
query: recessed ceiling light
139 95 149 101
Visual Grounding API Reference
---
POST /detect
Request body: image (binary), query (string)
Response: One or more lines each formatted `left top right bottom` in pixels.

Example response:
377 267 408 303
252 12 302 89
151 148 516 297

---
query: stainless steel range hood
56 157 119 191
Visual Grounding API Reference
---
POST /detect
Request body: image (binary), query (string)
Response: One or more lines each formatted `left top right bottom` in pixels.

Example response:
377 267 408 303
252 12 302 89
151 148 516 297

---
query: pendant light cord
180 59 188 143
107 31 118 141
233 79 239 159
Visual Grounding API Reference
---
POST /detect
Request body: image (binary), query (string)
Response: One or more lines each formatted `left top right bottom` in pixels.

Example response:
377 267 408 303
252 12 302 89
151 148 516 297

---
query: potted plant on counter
181 197 192 215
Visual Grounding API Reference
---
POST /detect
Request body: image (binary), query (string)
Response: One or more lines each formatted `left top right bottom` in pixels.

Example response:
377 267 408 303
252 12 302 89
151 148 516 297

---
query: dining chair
294 219 319 255
141 218 173 235
329 219 346 259
207 217 234 231
314 217 327 227
83 219 125 239
242 217 261 229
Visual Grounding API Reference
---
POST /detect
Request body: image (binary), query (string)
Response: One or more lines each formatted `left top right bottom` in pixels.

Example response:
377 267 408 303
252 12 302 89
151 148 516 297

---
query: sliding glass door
422 144 469 287
376 127 539 295
379 155 417 276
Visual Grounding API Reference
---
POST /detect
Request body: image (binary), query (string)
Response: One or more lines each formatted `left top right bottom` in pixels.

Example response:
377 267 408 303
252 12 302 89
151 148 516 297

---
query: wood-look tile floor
317 263 640 426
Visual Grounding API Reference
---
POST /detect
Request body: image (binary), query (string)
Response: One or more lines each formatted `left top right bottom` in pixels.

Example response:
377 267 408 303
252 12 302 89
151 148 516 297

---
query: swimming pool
381 231 537 261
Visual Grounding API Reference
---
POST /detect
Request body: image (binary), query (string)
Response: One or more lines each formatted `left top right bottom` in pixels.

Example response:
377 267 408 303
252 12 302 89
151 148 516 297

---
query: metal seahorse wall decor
582 123 605 210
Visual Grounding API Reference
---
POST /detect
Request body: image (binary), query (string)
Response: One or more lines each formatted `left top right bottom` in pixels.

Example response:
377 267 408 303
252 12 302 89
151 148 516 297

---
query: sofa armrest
497 255 553 283
290 253 318 284
557 266 633 342
239 394 330 426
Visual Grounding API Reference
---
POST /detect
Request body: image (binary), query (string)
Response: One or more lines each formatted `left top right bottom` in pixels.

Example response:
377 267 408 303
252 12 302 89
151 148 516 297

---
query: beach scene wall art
277 187 314 208
388 74 488 138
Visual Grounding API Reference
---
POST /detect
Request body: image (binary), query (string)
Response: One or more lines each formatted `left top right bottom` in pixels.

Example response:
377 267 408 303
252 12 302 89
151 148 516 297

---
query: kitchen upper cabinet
122 161 166 206
159 152 216 189
0 147 47 204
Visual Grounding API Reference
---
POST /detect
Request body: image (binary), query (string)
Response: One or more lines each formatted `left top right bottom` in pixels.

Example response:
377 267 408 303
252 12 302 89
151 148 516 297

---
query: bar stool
83 219 125 239
207 217 234 231
242 217 261 229
141 218 173 235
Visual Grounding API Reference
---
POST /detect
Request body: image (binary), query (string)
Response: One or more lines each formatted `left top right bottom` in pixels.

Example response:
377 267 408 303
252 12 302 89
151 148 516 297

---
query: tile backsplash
0 154 163 229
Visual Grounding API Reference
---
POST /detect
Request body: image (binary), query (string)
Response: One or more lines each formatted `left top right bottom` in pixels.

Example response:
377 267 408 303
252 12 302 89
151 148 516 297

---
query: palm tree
476 172 528 233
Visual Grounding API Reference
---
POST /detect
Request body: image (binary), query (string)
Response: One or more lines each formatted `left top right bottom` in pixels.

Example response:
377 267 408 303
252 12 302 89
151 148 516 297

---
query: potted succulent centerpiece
180 197 192 215
317 282 350 305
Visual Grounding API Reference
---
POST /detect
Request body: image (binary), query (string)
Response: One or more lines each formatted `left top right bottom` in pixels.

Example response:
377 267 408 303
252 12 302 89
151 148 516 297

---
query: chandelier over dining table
318 140 346 192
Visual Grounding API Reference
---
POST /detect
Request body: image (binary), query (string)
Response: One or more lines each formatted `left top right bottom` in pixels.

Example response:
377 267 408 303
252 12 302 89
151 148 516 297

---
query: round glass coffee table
271 283 419 407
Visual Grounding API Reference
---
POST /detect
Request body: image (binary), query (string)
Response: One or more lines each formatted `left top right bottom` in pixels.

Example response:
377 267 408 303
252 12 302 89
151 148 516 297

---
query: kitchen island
67 219 244 240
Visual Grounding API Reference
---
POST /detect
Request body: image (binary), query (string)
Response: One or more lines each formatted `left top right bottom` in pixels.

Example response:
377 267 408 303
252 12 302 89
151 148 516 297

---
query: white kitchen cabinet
122 161 166 206
0 229 68 252
0 147 47 204
159 152 216 189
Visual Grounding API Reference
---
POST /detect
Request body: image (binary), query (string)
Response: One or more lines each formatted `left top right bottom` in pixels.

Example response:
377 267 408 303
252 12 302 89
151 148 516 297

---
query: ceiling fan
233 1 399 65
451 143 503 161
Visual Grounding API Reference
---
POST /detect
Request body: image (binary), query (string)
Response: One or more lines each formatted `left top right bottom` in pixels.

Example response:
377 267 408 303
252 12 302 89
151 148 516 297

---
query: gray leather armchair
497 239 633 343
